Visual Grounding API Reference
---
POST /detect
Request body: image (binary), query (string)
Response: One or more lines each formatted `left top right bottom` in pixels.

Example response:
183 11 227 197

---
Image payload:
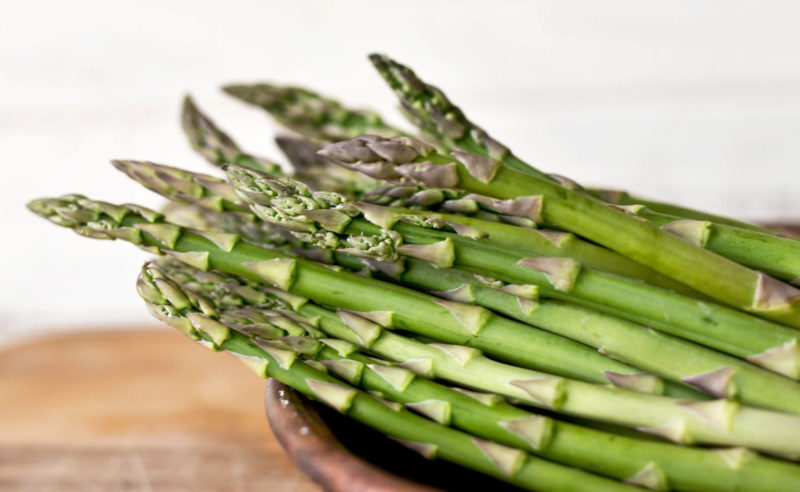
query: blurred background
3 0 800 345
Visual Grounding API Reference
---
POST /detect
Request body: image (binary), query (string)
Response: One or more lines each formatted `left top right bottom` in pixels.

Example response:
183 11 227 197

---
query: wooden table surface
0 327 319 491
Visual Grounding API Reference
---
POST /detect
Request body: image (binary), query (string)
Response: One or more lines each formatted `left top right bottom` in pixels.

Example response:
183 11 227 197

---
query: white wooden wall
3 0 799 341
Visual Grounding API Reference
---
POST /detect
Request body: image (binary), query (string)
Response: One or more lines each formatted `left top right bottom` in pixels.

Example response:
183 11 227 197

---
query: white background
3 0 800 345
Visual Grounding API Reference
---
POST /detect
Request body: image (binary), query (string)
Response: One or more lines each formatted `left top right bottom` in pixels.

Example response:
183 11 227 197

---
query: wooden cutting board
0 327 319 491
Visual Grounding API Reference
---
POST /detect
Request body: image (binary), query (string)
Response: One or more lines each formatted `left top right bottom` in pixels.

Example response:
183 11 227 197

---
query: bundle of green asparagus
28 54 800 491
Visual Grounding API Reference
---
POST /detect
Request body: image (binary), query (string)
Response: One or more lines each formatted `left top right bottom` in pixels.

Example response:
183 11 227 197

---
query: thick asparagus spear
224 164 800 389
319 135 800 328
28 194 684 393
368 53 775 236
137 265 625 492
368 182 800 284
153 258 800 492
222 83 403 141
28 195 800 454
181 95 283 174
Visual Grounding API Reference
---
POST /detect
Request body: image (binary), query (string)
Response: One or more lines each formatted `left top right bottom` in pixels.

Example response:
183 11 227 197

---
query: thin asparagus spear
112 159 248 213
160 202 296 252
631 207 800 284
368 53 774 236
222 83 403 141
181 95 283 173
28 195 800 454
154 258 800 492
319 135 800 328
224 165 800 392
137 265 626 492
367 53 542 178
28 194 684 394
590 187 779 236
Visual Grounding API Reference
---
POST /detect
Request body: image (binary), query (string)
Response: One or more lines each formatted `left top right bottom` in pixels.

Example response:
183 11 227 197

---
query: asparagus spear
634 209 800 284
368 182 800 284
367 53 542 178
112 159 247 213
137 264 627 492
183 92 379 198
160 202 295 252
181 95 283 174
28 194 684 393
224 164 800 389
28 195 800 454
222 83 403 141
590 187 779 236
319 135 800 328
153 257 800 492
368 53 775 236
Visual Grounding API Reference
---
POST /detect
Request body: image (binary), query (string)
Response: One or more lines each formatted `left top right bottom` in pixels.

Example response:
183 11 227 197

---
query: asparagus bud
181 95 282 173
222 83 400 141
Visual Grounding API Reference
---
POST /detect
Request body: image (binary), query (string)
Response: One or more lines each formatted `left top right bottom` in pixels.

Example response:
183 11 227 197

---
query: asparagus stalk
319 135 800 328
137 264 627 492
368 182 800 284
368 53 775 236
29 195 800 454
634 208 800 284
396 209 702 296
222 83 404 141
224 164 800 391
154 257 800 492
181 95 283 174
28 194 687 394
590 187 779 236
